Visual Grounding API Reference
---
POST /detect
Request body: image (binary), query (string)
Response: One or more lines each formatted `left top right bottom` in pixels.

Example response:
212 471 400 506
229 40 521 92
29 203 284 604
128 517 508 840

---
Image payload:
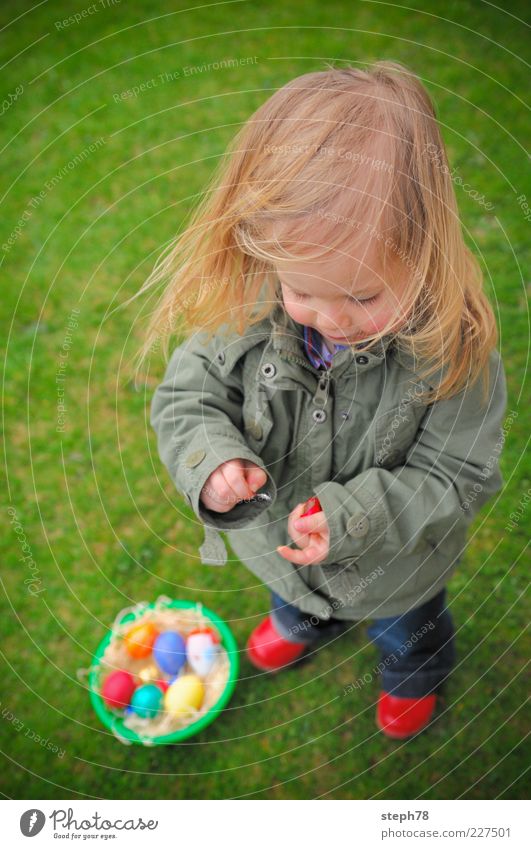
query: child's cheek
360 303 403 335
285 303 309 324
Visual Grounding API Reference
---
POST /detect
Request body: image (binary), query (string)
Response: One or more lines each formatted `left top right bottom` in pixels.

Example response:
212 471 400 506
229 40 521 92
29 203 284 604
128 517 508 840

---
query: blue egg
153 631 186 675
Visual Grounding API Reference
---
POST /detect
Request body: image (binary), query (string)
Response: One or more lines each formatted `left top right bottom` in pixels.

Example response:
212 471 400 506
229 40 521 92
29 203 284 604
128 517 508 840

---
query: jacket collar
268 300 395 377
211 298 396 378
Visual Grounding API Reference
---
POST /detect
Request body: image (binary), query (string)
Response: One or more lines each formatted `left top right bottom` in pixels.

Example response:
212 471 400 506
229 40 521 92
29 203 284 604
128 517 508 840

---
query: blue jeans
270 589 455 698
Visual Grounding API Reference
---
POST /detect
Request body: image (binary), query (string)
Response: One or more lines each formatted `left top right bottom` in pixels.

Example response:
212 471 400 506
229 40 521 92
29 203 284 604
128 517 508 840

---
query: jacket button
356 355 369 365
346 515 369 538
185 449 206 468
261 362 276 378
312 409 327 423
216 351 226 364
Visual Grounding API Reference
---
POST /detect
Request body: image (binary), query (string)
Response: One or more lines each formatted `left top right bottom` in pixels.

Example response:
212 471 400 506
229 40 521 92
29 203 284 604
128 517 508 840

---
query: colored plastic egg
300 496 322 517
138 664 159 683
164 674 204 718
124 622 159 659
153 631 186 675
188 627 220 643
186 629 220 677
101 670 136 710
130 684 163 718
155 679 169 693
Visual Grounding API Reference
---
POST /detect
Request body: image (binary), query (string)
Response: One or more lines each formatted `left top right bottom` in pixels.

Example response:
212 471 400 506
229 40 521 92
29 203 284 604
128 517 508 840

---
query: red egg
101 670 136 709
155 679 169 693
187 626 221 644
301 496 322 517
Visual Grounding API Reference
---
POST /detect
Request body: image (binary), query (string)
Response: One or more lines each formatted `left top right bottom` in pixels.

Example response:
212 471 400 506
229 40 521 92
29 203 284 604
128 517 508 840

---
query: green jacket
151 301 507 621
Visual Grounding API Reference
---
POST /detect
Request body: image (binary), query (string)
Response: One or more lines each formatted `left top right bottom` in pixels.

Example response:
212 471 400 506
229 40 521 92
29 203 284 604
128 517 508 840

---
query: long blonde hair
132 60 497 402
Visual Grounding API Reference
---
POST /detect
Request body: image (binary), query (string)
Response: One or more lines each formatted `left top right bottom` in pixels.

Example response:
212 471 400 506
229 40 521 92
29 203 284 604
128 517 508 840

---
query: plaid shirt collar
303 325 349 370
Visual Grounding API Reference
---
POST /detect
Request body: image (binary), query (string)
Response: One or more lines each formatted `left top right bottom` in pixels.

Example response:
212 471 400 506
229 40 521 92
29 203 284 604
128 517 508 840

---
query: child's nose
318 302 352 332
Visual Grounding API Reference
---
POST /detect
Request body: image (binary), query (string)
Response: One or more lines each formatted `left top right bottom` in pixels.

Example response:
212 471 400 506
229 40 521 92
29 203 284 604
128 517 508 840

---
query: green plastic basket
88 599 239 745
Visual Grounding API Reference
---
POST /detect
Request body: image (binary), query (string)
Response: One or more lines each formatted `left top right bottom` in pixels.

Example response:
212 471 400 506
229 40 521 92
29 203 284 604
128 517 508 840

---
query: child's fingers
243 461 267 493
276 543 322 566
203 463 250 510
287 504 311 548
293 501 310 521
220 459 255 501
201 475 236 511
292 511 328 536
290 528 311 549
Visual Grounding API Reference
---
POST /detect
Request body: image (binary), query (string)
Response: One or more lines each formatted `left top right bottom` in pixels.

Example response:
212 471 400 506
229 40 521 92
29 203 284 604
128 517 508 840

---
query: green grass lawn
1 0 529 799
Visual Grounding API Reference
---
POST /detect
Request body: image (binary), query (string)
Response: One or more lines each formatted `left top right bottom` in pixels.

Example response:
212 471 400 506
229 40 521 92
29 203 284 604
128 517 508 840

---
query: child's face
275 240 410 346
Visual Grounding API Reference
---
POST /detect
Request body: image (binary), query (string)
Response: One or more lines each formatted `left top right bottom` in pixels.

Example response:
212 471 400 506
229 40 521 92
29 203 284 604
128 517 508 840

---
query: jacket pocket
412 534 463 592
312 558 366 608
374 400 424 468
242 384 274 455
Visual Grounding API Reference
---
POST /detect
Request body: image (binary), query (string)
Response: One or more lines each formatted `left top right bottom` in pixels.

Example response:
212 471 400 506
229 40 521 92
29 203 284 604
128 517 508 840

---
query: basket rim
88 599 239 745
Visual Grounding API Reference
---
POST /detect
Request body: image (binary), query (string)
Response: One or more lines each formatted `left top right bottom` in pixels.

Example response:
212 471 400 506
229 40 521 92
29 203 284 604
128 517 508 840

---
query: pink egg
102 670 136 709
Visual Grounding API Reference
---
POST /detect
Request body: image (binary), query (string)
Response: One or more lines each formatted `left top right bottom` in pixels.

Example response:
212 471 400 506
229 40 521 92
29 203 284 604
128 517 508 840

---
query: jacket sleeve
150 330 277 534
313 349 507 565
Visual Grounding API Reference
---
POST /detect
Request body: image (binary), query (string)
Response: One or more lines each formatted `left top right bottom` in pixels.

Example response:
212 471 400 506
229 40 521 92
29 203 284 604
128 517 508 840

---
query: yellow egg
138 664 159 683
164 674 204 718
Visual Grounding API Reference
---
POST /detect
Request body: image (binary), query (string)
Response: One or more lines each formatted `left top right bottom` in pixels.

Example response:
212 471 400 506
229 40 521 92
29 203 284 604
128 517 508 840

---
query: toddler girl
139 61 506 738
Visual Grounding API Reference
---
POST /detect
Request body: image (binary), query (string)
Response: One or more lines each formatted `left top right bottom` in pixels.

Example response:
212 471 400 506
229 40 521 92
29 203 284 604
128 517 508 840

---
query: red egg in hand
102 670 136 710
301 496 322 517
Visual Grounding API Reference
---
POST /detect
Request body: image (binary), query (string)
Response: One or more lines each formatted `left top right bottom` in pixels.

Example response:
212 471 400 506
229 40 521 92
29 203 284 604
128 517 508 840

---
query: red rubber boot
246 615 309 672
376 692 437 739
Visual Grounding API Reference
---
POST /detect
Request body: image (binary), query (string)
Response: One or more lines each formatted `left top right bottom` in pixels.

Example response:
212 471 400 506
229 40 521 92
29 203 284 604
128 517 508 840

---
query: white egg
186 632 218 677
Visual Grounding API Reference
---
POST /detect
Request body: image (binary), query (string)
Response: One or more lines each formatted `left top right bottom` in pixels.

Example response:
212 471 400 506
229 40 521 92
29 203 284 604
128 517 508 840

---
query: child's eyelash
350 294 379 305
291 291 378 305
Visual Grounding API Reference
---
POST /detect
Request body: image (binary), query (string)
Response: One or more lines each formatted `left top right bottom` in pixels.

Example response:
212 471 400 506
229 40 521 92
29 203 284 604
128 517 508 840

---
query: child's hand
200 459 267 513
277 501 330 566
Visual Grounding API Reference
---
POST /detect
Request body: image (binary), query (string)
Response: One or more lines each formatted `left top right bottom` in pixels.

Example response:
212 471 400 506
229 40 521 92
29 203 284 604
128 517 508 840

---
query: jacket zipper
279 349 322 377
279 351 332 407
312 368 331 407
277 349 333 406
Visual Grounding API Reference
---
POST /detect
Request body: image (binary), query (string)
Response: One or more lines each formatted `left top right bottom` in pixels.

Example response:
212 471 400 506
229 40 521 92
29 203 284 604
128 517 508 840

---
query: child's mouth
323 331 359 343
